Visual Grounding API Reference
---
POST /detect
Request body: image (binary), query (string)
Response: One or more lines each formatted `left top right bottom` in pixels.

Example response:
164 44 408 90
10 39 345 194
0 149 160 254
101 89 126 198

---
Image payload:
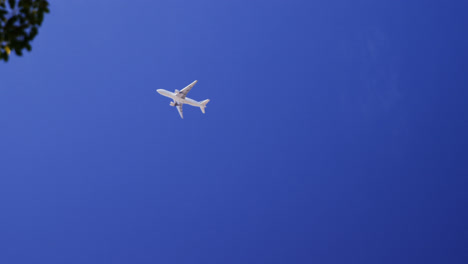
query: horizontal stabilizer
199 99 210 114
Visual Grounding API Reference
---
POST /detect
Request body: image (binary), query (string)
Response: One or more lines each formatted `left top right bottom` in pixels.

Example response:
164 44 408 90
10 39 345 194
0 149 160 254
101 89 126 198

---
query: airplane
156 80 210 119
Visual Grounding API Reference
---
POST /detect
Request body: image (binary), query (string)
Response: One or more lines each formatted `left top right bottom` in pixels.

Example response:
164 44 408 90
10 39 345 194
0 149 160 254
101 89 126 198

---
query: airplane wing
179 80 198 99
176 104 184 119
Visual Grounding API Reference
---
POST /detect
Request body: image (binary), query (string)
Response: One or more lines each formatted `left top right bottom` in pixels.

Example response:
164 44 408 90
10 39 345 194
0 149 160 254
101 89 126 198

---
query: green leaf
8 0 15 8
37 12 43 25
29 25 37 38
0 10 7 21
14 47 22 56
5 15 18 28
3 51 9 61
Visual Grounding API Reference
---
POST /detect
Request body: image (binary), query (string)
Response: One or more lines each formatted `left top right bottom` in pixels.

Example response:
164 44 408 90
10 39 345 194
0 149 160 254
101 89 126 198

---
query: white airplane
157 80 210 119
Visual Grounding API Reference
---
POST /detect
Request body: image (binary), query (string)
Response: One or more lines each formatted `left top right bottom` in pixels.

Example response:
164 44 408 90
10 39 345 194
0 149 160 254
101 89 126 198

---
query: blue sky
1 1 467 263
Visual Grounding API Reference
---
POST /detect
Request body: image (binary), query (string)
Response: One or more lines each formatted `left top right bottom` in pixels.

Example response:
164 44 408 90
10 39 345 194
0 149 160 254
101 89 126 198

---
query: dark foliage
0 0 49 62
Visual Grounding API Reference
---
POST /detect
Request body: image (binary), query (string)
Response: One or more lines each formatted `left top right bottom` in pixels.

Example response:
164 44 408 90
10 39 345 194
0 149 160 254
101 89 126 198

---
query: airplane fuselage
157 89 201 107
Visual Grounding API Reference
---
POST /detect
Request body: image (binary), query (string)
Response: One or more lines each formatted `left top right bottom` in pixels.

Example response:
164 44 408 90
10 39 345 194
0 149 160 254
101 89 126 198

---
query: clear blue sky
1 1 467 263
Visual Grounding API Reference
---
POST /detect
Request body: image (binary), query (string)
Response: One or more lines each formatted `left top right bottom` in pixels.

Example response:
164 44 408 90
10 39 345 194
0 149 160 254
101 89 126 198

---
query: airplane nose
157 89 163 94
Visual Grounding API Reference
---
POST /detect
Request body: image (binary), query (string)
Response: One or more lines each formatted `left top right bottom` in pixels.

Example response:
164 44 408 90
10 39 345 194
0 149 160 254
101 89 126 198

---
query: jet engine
170 101 176 106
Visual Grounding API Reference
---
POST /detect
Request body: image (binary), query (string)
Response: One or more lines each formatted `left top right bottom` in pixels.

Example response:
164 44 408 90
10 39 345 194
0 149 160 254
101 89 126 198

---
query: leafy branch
0 0 49 62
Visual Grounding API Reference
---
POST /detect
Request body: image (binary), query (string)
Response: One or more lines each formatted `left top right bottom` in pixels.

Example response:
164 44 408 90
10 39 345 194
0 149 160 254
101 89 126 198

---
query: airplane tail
199 99 210 114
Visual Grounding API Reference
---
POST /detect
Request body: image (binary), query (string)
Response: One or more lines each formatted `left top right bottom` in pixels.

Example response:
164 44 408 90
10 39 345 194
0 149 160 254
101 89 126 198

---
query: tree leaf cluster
0 0 49 62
